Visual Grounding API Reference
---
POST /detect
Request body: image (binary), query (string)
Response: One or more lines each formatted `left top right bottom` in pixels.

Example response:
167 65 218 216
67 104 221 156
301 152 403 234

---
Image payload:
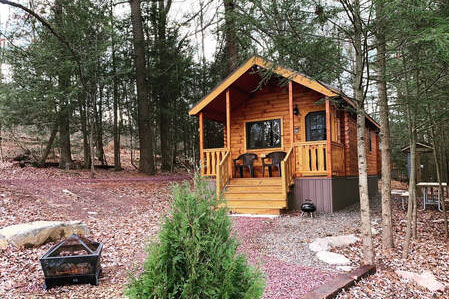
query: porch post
325 97 332 177
226 89 231 151
226 89 232 177
199 112 204 176
288 81 295 176
288 81 294 147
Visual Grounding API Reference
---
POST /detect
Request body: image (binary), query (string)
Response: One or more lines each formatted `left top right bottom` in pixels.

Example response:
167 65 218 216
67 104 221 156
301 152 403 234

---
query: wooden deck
222 178 287 215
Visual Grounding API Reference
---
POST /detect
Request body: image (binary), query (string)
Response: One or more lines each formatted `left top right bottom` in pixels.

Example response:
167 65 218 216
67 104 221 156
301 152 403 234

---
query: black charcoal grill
40 234 103 289
301 200 316 217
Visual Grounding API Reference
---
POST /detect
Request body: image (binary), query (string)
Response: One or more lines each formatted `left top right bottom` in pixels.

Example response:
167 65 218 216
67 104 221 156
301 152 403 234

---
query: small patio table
417 182 447 211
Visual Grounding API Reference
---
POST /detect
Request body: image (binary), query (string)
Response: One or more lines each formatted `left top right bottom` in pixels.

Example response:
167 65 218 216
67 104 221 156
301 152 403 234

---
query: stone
0 239 8 250
0 221 88 248
337 266 353 272
432 219 445 223
309 234 359 252
316 251 351 265
309 238 330 252
371 227 379 235
396 270 445 292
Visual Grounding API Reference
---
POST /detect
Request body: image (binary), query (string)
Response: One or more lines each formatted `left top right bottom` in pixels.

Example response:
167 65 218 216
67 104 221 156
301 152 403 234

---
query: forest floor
0 162 448 298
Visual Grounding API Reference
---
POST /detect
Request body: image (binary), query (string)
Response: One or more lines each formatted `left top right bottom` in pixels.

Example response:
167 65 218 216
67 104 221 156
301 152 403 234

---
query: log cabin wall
229 84 292 177
343 111 381 177
228 83 331 177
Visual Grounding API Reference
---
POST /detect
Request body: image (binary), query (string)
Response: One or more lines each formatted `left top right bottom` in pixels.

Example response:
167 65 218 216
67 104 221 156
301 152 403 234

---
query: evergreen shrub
126 175 265 298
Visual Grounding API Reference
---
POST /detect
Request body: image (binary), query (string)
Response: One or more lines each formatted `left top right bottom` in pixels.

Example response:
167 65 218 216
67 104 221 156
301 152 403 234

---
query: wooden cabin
189 56 380 215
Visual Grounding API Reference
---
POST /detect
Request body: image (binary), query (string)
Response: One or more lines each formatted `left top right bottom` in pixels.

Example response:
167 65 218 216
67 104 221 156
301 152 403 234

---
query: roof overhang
189 55 380 129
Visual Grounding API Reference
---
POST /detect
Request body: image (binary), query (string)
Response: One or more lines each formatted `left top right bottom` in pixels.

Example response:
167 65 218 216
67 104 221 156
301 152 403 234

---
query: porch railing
281 147 294 197
202 148 227 176
295 141 328 176
216 151 231 200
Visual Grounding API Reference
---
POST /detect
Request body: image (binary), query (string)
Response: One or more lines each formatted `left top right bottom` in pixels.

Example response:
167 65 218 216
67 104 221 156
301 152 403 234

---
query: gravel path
232 216 340 298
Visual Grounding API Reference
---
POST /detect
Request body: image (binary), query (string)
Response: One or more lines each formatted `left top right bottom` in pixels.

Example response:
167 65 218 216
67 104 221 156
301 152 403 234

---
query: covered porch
189 56 350 214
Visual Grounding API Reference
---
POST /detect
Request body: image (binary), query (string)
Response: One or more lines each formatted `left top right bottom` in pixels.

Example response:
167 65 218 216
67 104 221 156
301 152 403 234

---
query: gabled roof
401 142 433 153
189 55 380 129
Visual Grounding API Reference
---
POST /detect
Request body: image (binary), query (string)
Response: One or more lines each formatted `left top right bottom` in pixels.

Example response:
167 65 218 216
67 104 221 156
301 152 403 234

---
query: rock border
301 264 376 299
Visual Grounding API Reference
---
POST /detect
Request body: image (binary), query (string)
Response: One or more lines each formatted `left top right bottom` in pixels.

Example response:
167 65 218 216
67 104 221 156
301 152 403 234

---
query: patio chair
262 151 287 177
233 153 257 178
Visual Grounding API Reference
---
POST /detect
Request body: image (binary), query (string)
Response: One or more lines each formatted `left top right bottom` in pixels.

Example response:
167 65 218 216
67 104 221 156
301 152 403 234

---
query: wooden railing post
226 89 232 177
325 98 332 177
199 112 204 176
216 151 230 201
281 147 294 197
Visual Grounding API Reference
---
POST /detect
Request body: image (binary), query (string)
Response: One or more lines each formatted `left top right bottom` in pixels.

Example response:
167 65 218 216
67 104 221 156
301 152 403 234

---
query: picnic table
417 182 447 211
391 189 409 210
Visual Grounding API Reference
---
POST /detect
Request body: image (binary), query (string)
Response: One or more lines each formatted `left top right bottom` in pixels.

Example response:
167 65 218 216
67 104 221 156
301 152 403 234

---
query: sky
0 0 219 79
0 0 219 57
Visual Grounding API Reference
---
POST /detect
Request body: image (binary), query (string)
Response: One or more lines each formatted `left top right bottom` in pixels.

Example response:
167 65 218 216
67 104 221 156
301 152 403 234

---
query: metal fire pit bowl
40 234 103 289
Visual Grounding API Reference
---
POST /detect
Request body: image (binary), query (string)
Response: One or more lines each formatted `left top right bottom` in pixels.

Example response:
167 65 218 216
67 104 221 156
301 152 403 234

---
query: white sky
0 0 219 59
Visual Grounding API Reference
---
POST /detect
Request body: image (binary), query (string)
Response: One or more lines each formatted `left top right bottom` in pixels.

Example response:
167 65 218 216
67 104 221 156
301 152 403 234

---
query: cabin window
306 111 326 141
246 118 281 149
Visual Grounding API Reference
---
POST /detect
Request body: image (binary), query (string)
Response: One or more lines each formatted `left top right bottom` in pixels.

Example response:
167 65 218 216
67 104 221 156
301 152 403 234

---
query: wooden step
224 200 287 209
223 192 286 200
229 207 284 215
225 185 283 192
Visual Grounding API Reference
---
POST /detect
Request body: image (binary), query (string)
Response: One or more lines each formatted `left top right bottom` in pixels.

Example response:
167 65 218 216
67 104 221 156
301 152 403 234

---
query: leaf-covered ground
0 163 335 298
1 162 448 298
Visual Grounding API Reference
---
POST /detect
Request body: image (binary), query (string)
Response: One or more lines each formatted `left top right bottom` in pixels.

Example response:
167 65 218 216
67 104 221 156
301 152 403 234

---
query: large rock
396 270 445 292
316 251 351 265
309 234 359 252
0 221 88 248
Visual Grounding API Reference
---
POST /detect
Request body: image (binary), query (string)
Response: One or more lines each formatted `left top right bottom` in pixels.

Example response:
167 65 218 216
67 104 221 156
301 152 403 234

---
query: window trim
368 129 372 152
244 117 283 151
305 111 327 142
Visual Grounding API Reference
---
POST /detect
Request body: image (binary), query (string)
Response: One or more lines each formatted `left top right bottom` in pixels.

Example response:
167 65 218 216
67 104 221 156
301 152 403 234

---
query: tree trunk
54 0 72 169
130 0 154 174
58 80 72 169
157 1 171 172
39 120 58 166
403 117 416 259
224 0 238 74
79 92 90 168
0 122 3 161
95 85 105 165
111 3 121 171
427 106 448 238
375 0 393 249
353 0 374 265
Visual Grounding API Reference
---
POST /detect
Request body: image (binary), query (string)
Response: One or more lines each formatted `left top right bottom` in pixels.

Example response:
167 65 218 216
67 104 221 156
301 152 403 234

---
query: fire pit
40 234 103 289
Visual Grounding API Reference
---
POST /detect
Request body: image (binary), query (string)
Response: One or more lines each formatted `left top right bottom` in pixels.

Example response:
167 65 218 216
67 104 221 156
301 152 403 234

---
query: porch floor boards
223 178 287 215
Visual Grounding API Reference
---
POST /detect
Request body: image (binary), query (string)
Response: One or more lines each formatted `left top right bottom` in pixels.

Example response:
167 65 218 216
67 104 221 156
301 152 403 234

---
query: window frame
244 117 283 151
368 129 373 152
305 111 327 142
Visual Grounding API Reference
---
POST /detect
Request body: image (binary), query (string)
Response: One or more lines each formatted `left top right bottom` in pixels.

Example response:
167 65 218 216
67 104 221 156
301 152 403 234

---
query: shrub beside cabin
189 56 380 215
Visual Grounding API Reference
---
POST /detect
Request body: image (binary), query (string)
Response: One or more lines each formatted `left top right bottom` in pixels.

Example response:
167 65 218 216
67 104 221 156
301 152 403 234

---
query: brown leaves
0 166 178 298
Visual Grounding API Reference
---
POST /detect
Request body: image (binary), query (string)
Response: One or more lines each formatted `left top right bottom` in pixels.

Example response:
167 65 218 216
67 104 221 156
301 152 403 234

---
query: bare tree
130 0 155 174
224 0 238 73
375 0 394 249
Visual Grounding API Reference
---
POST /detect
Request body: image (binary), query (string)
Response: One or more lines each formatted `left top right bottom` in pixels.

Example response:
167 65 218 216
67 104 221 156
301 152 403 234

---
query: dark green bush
126 176 265 299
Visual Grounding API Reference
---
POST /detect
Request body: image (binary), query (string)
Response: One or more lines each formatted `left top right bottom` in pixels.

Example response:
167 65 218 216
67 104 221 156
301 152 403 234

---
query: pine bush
126 175 265 299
